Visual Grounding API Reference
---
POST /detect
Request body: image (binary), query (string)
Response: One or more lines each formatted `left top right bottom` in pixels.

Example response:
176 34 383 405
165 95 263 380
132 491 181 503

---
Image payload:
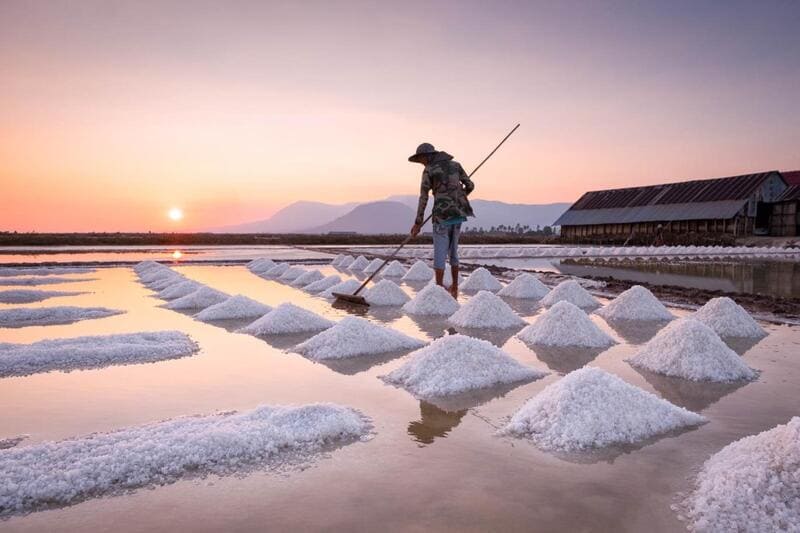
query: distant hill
307 201 428 234
215 200 358 233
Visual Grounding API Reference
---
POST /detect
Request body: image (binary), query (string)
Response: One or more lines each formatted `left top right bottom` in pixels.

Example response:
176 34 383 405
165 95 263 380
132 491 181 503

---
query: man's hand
410 224 421 237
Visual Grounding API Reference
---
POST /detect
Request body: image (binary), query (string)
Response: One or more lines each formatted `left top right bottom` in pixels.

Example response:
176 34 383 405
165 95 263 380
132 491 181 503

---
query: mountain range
214 196 569 234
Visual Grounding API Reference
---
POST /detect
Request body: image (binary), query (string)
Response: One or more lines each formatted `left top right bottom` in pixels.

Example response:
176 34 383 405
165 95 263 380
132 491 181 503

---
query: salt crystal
363 279 410 306
692 297 766 338
294 316 425 360
517 301 615 348
290 269 324 287
498 273 549 299
166 287 229 310
401 260 433 282
461 267 503 292
239 303 334 335
303 275 342 294
381 260 407 277
596 285 673 321
194 294 272 321
348 256 370 271
402 283 459 316
540 279 599 309
448 290 525 329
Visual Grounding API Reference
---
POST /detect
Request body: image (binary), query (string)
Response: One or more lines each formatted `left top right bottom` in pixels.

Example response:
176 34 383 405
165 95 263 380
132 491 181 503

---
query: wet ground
1 253 799 532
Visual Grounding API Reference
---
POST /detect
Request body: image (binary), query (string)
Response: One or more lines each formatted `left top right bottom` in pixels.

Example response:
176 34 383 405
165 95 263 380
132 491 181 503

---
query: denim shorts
432 222 461 269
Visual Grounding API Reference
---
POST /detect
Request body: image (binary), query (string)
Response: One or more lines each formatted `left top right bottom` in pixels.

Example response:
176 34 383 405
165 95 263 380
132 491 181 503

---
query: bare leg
449 264 459 298
435 268 445 287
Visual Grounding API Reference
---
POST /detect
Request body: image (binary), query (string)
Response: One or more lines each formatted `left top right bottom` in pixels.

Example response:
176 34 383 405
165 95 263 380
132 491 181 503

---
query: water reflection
526 345 606 374
724 336 764 355
308 349 413 376
246 332 317 351
407 315 452 340
499 297 543 317
451 325 522 347
603 319 669 345
632 367 751 412
407 401 467 446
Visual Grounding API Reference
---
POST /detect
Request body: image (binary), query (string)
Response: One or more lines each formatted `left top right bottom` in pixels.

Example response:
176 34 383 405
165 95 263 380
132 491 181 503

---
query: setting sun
167 208 183 221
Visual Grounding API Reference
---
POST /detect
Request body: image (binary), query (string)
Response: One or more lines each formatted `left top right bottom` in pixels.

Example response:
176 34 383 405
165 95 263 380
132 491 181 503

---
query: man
409 142 474 298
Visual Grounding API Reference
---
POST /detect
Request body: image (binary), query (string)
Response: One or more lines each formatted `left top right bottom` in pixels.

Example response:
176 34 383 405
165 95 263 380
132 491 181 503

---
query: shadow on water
524 345 607 374
602 318 670 345
450 325 522 347
407 401 467 446
421 381 533 413
196 317 258 333
248 332 318 351
306 348 414 376
407 315 452 340
402 280 430 292
499 297 543 317
631 367 752 412
366 306 405 324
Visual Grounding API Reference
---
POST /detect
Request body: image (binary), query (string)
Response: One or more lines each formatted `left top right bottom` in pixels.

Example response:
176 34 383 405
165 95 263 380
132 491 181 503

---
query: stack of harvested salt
596 285 673 321
461 267 503 292
290 269 324 287
517 301 615 348
303 275 342 294
382 334 546 396
149 274 187 291
401 260 434 282
498 273 549 299
381 260 407 277
264 263 289 277
247 258 276 273
133 261 161 274
338 255 355 268
348 256 369 271
363 279 410 306
166 287 229 310
540 279 599 309
294 316 425 360
158 280 203 300
320 279 362 299
692 297 766 338
363 258 385 274
683 417 800 532
139 267 176 284
402 283 459 316
628 318 756 382
448 291 525 329
501 367 706 451
239 303 334 335
278 266 306 282
330 254 345 266
194 294 273 321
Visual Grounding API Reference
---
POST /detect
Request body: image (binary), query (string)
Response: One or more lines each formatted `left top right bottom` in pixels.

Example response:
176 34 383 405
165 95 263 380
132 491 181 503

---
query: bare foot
449 285 458 299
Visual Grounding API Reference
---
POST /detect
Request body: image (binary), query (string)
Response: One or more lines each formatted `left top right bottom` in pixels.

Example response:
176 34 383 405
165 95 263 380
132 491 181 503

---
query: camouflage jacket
415 152 475 225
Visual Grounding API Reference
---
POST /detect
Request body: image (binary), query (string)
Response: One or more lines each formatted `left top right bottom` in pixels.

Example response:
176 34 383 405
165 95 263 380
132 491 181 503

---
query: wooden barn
769 171 800 236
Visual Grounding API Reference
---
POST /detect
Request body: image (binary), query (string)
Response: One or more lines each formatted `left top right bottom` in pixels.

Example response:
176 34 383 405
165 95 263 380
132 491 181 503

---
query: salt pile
294 316 425 360
363 279 410 306
278 266 306 282
596 285 673 321
330 254 344 266
498 273 549 299
0 306 124 328
303 275 342 294
448 290 525 329
501 367 706 451
628 318 756 382
517 301 615 348
239 303 334 335
540 279 600 309
248 258 276 273
401 260 434 282
158 280 203 300
338 255 355 268
149 274 186 291
0 404 369 517
320 279 362 299
683 417 800 532
382 334 545 397
402 283 459 316
194 295 272 321
363 258 385 274
692 297 766 338
133 260 162 273
0 290 84 304
0 331 198 378
263 263 289 277
381 260 407 277
140 268 178 284
460 267 503 292
290 269 324 287
0 276 92 287
0 266 94 277
165 287 229 310
348 255 369 271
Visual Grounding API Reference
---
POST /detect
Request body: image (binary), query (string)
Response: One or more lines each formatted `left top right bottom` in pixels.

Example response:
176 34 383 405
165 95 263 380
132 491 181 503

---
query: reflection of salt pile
0 306 124 328
304 275 341 294
517 301 615 348
363 258 385 274
628 318 756 382
348 256 369 271
0 403 369 517
320 279 362 299
448 291 525 329
338 255 355 268
194 295 272 321
461 267 503 292
382 334 545 396
402 260 434 282
264 263 289 277
294 316 424 360
240 303 334 335
0 331 198 378
278 266 306 282
402 283 459 316
692 297 766 338
540 280 599 309
364 279 410 306
166 287 229 310
502 367 705 451
683 417 800 532
381 260 407 277
247 258 276 273
291 269 324 287
158 280 203 300
498 273 549 299
596 285 673 321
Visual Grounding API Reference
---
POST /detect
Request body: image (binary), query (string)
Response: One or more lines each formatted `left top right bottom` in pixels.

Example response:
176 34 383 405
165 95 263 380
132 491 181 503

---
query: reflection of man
407 401 467 445
654 224 665 246
408 142 475 298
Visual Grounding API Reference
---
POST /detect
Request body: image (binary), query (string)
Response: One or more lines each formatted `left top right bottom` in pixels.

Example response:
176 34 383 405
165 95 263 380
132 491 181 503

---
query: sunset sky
1 0 799 232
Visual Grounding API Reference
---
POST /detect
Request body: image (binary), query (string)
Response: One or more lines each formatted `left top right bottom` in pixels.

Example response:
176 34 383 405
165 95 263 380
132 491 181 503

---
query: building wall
769 201 799 236
561 217 747 238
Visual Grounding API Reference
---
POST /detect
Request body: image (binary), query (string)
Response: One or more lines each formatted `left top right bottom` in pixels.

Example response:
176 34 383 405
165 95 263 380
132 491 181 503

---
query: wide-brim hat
408 142 437 162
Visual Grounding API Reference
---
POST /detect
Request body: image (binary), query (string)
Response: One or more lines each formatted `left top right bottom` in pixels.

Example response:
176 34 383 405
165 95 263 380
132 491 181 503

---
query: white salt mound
448 290 525 329
402 260 433 281
0 306 123 328
240 303 334 335
338 255 355 268
278 266 306 282
517 300 615 348
0 331 198 378
263 263 289 277
461 267 503 292
683 417 800 532
597 285 673 321
382 334 545 397
692 297 766 338
247 258 276 272
364 279 410 306
140 268 179 284
303 275 341 294
498 273 549 299
194 295 272 321
0 290 84 304
402 283 459 316
148 275 187 291
540 279 600 309
158 280 203 300
348 256 369 271
0 404 369 517
320 279 362 299
133 261 161 274
363 258 385 274
294 316 425 360
628 318 756 382
330 254 344 266
290 269 324 287
381 260 407 277
502 367 706 451
166 287 229 310
0 276 94 287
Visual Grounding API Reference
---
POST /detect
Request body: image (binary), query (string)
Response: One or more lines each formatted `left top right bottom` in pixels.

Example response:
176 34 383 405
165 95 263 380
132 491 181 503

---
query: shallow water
1 261 798 532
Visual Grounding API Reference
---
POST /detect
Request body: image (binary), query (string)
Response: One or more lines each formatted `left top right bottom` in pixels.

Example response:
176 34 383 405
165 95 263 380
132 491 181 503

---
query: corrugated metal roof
775 185 800 202
781 170 800 186
554 201 746 226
